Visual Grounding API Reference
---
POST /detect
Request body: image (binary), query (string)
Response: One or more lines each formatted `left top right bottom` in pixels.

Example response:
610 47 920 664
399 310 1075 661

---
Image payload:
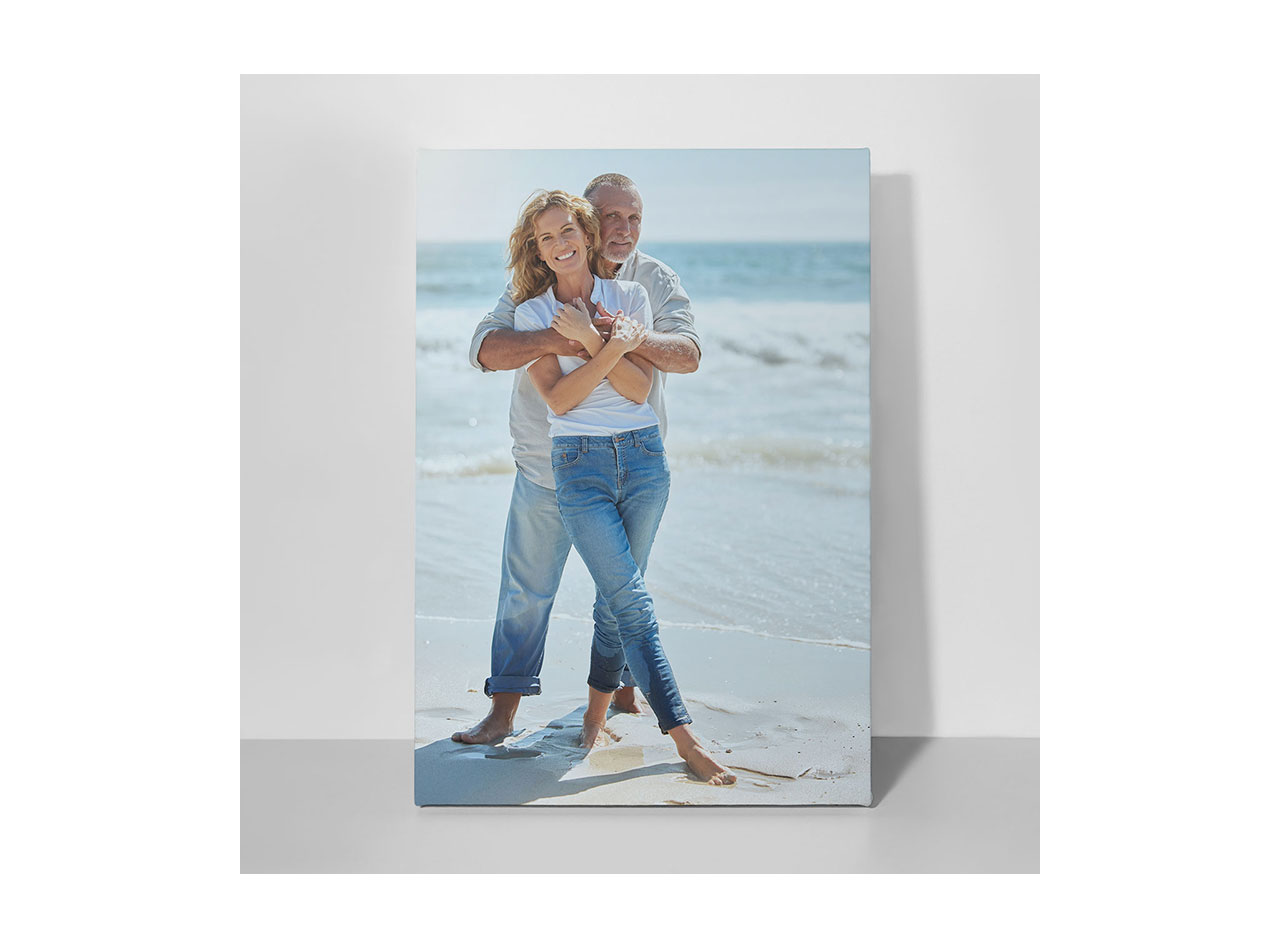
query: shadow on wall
870 174 934 746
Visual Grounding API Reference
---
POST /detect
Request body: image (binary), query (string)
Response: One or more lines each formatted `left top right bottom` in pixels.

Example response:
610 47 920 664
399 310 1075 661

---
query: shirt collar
547 276 603 306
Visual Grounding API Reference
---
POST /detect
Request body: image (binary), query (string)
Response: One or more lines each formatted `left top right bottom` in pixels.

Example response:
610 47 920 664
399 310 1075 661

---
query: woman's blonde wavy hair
507 189 603 304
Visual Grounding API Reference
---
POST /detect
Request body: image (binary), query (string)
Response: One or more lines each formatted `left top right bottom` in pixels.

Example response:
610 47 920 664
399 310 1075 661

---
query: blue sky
417 148 869 243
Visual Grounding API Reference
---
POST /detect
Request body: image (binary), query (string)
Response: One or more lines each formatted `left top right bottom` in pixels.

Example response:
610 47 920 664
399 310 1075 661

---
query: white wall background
241 75 1038 739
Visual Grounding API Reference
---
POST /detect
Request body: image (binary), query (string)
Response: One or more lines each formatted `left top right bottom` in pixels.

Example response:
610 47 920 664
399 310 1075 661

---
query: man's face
591 184 643 264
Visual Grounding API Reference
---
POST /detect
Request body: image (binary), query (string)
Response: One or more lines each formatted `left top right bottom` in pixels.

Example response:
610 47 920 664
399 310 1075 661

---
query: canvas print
414 149 870 805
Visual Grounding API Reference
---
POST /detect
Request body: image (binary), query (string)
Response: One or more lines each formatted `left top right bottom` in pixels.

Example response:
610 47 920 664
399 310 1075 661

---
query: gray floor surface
241 737 1039 873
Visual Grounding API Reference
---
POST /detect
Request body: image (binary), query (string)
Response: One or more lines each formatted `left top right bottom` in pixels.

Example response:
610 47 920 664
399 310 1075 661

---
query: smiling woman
506 190 604 305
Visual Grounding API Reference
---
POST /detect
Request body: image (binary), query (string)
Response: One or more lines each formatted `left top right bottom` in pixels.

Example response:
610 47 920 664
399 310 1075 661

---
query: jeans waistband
551 425 659 449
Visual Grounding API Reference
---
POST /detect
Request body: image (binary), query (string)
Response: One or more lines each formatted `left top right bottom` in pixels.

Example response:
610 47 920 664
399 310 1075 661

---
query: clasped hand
608 313 648 353
550 298 600 346
552 298 647 356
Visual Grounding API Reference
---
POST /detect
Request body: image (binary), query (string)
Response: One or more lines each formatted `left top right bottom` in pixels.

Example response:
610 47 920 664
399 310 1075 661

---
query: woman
508 189 734 786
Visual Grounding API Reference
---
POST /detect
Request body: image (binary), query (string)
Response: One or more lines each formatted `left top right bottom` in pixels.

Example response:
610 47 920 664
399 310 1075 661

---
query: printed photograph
414 149 871 805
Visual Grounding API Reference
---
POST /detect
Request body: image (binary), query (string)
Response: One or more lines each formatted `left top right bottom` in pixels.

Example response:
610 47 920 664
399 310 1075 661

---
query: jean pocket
636 433 665 457
551 444 582 469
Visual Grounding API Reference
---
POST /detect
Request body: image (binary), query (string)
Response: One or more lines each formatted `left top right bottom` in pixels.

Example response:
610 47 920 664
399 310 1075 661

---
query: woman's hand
609 315 648 353
551 298 599 346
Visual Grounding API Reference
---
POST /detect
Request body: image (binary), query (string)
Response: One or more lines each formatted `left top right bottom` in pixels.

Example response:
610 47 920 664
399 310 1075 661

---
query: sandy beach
414 603 870 805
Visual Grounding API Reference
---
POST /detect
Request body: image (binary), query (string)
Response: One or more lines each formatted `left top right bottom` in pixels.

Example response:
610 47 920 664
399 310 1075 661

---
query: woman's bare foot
579 714 619 750
679 744 736 785
451 693 520 744
669 725 736 785
610 686 643 714
580 685 617 751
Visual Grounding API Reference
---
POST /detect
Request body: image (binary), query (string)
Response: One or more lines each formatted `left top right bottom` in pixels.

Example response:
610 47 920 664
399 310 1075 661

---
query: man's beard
601 242 633 266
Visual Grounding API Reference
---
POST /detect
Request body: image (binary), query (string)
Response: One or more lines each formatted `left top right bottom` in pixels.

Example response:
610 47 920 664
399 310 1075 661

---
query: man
452 173 701 744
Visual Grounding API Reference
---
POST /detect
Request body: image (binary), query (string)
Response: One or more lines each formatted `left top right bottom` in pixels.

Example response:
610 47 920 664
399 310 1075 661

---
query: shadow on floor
870 736 930 807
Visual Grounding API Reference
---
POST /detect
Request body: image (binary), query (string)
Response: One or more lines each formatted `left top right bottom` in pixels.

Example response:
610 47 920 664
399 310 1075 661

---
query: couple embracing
451 174 734 786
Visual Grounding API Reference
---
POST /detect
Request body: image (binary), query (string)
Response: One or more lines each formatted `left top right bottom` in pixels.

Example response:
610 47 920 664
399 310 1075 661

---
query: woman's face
533 207 590 277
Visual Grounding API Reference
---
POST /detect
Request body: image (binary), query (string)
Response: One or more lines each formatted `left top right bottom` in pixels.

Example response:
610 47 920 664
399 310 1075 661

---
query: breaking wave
416 436 867 478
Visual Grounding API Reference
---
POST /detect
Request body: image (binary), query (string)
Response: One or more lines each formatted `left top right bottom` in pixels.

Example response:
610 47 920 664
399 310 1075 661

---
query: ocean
415 241 870 655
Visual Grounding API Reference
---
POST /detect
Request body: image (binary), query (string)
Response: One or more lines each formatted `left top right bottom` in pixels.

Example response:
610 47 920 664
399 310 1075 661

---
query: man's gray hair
583 173 640 202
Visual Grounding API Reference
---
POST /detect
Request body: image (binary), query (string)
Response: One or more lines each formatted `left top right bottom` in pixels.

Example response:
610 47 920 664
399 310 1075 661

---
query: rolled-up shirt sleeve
647 270 700 356
514 298 542 333
468 283 519 372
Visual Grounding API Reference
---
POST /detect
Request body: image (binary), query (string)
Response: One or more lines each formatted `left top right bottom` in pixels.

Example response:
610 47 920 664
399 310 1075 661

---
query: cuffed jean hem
588 673 640 692
484 676 541 697
586 675 621 695
657 712 693 736
587 678 691 734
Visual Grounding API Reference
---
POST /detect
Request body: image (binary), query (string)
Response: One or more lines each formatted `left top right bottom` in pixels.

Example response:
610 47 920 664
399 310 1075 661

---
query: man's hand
549 331 587 358
608 316 648 353
594 300 648 356
592 300 699 374
476 327 584 370
593 300 619 341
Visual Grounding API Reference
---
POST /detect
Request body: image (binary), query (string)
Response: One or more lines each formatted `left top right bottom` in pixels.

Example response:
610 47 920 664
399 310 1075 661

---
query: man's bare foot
579 714 619 750
452 693 520 744
610 686 643 714
669 725 736 785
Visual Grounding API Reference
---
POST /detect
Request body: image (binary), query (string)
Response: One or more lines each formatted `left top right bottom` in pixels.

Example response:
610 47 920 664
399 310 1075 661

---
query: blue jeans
551 426 692 734
485 472 638 697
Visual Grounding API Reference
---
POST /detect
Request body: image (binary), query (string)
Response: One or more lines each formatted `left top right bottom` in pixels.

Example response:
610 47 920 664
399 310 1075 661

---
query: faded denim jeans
484 472 638 697
551 426 692 734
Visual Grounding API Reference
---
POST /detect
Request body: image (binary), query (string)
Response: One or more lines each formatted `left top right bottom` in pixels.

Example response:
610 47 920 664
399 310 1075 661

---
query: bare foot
610 686 643 714
680 744 736 785
579 714 619 750
452 693 520 744
669 725 736 785
579 685 618 751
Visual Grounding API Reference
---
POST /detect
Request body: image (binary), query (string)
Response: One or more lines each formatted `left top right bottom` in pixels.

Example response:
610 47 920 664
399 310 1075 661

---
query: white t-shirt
470 251 698 489
513 278 662 438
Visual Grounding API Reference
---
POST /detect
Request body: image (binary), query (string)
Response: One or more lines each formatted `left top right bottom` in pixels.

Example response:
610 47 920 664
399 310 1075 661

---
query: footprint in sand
585 744 645 773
